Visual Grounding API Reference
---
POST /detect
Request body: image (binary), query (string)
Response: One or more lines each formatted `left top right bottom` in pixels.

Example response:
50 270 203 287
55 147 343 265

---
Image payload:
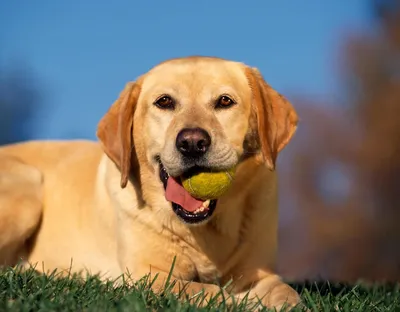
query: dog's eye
154 95 174 109
216 95 235 109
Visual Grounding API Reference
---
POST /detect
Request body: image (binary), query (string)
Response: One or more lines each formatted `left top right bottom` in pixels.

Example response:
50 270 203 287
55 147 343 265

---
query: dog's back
0 140 120 275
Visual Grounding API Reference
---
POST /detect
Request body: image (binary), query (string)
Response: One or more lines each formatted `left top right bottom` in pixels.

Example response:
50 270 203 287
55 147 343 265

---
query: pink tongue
165 177 203 212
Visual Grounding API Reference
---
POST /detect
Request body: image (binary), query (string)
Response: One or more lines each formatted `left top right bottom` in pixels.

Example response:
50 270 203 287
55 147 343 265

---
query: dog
0 56 301 310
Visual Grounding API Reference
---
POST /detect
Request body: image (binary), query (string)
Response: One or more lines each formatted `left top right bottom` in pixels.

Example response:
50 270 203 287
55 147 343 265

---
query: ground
0 267 399 311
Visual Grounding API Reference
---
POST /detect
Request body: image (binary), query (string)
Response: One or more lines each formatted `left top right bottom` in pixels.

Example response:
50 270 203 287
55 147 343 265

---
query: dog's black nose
176 128 211 158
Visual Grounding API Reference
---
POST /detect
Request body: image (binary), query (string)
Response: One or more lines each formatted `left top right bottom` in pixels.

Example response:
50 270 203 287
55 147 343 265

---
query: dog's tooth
192 206 206 214
203 200 210 208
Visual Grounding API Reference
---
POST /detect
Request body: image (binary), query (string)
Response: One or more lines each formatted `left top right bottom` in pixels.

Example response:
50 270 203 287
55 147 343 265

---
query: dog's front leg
126 266 232 306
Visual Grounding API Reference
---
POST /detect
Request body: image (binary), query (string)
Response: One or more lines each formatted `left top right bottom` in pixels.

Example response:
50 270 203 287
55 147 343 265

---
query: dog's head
97 56 298 225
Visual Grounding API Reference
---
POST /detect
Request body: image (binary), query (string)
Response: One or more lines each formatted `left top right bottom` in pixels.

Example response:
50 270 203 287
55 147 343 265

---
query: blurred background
1 0 399 282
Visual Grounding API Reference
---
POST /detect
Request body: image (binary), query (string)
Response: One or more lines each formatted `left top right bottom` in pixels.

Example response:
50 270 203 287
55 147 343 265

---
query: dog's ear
245 67 298 170
97 82 142 188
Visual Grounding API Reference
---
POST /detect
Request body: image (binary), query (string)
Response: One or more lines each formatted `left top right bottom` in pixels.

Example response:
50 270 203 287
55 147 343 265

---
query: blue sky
1 1 371 140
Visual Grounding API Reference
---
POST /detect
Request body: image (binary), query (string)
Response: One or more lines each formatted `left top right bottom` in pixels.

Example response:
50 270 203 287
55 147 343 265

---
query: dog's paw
233 286 304 311
268 290 304 311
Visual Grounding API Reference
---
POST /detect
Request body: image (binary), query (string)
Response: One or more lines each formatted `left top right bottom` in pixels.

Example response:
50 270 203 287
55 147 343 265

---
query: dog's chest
190 249 222 284
183 235 241 284
169 219 244 284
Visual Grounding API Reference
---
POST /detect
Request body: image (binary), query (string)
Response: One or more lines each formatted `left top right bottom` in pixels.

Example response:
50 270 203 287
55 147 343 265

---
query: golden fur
0 56 302 310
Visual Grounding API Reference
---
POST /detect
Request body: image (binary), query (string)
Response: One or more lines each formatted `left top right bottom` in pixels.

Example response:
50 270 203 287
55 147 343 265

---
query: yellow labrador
0 56 301 310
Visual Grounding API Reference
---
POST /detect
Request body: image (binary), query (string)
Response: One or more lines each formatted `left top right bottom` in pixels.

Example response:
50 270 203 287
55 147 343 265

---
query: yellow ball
181 167 236 200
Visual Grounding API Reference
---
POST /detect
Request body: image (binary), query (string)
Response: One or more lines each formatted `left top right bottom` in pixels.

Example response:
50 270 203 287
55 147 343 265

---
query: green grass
0 267 399 311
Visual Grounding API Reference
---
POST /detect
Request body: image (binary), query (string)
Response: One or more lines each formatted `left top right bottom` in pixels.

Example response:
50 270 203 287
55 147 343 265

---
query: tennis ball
181 167 236 200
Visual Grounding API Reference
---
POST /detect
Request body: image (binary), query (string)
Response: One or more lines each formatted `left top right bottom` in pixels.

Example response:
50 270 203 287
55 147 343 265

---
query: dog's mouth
158 162 217 224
